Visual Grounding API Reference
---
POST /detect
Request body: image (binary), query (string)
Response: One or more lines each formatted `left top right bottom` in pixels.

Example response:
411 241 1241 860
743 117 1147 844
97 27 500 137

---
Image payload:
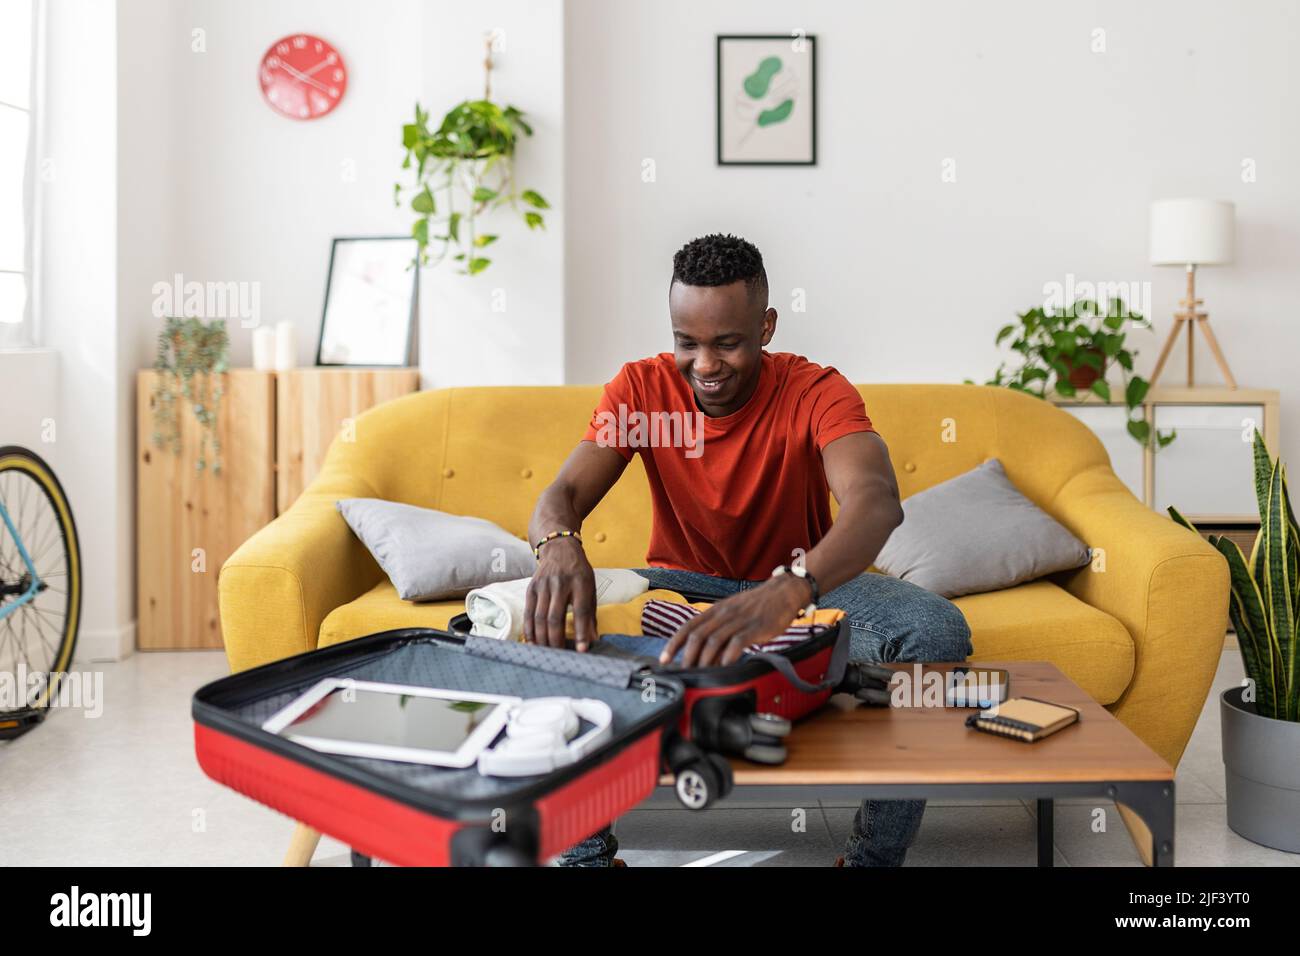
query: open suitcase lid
193 627 686 819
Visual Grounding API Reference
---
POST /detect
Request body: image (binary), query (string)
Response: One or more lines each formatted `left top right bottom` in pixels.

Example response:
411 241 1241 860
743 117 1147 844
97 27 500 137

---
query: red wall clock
259 34 347 120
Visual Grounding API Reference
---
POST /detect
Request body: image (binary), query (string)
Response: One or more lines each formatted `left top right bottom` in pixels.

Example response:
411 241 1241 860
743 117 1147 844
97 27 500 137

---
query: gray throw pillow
874 459 1090 598
336 498 537 602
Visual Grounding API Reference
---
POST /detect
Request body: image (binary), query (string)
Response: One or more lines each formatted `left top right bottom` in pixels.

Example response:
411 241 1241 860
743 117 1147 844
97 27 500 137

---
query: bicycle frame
0 498 42 623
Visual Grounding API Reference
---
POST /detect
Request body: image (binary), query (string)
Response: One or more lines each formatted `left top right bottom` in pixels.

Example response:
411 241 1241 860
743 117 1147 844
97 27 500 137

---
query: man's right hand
523 537 598 651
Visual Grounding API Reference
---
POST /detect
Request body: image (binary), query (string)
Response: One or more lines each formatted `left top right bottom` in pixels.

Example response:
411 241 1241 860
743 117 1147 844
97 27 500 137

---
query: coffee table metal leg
1037 798 1054 867
1114 780 1176 867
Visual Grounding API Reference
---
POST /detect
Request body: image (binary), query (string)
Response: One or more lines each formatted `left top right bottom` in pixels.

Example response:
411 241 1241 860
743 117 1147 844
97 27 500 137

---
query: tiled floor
0 646 1295 867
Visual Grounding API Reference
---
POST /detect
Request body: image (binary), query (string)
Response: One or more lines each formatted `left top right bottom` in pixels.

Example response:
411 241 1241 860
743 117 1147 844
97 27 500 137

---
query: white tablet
261 679 520 767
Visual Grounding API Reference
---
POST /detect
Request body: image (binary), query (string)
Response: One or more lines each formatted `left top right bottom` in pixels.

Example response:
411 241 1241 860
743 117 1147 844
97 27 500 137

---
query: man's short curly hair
671 233 768 305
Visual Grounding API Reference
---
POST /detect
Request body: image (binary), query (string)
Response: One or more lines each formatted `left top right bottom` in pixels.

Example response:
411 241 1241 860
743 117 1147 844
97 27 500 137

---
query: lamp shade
1149 198 1235 266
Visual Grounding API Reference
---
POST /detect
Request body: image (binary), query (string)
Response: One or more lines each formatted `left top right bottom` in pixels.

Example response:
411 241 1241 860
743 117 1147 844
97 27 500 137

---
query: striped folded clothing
640 599 845 654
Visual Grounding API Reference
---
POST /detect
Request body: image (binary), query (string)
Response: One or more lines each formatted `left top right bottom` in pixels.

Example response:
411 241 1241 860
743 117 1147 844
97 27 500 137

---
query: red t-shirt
582 350 876 580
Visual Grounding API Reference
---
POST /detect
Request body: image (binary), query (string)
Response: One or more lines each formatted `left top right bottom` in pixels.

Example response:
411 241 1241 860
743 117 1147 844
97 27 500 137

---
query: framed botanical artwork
316 237 419 367
716 34 817 166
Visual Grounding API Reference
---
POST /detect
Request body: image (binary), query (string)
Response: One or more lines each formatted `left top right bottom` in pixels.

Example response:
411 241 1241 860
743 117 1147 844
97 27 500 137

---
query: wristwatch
771 564 818 617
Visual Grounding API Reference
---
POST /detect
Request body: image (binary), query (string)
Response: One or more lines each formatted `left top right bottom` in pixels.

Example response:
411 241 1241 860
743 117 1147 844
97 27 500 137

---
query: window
0 0 40 347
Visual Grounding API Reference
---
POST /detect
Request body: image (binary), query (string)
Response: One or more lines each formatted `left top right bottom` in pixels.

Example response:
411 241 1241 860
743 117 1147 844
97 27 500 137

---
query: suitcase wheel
706 752 734 799
838 662 894 701
674 753 732 810
450 822 539 866
482 844 533 867
749 712 792 738
854 686 892 707
740 742 787 765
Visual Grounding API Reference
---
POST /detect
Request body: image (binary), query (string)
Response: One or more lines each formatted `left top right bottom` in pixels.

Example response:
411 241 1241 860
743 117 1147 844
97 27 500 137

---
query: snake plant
1169 431 1299 722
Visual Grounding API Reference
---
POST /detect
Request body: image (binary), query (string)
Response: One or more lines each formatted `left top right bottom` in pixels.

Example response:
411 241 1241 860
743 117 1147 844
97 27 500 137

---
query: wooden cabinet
275 368 420 513
136 367 419 650
136 370 276 650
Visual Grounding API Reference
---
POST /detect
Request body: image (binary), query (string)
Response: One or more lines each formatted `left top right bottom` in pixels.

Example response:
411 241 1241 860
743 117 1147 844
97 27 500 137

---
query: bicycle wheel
0 446 82 714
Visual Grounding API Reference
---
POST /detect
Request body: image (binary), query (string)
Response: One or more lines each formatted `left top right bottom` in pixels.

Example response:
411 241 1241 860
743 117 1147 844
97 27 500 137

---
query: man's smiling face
669 279 776 418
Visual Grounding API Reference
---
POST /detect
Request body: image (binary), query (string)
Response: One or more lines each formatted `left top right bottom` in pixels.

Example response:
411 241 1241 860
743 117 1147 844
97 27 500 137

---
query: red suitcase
193 627 730 866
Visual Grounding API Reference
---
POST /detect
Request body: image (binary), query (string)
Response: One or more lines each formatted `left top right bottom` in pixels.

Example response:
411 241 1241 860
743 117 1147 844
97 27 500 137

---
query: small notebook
965 697 1080 742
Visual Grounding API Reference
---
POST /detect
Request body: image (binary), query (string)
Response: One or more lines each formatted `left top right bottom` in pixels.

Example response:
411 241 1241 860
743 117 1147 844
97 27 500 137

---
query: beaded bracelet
533 529 583 559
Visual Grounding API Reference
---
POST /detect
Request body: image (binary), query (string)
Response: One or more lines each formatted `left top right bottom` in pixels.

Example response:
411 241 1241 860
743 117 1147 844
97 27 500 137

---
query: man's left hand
660 576 810 667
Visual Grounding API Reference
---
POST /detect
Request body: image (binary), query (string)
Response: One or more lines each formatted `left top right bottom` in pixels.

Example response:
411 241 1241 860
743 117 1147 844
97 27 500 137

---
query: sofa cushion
319 579 465 649
954 579 1134 704
875 458 1091 598
336 497 536 601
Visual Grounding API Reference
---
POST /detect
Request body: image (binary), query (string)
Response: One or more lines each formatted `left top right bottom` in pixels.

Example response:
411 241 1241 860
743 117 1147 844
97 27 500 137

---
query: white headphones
477 697 614 777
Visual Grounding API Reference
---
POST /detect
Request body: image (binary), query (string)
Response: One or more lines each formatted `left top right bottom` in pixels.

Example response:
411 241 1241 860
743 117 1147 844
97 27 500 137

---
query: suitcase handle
744 618 851 695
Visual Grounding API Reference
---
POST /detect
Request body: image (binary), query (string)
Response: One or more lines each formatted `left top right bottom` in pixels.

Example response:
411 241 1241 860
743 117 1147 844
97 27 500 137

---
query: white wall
0 350 58 455
118 0 565 387
119 0 178 383
41 0 127 660
121 0 423 373
564 0 1300 467
418 0 566 388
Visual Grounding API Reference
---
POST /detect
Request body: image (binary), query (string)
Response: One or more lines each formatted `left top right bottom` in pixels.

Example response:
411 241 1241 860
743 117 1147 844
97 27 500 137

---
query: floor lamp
1148 198 1237 389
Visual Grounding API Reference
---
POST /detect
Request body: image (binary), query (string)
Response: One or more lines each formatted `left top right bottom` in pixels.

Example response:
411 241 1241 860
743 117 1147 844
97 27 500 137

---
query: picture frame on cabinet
316 236 418 367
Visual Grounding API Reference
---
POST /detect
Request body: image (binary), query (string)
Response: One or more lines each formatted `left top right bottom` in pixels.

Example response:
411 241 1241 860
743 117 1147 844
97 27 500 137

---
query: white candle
252 326 276 371
274 321 296 371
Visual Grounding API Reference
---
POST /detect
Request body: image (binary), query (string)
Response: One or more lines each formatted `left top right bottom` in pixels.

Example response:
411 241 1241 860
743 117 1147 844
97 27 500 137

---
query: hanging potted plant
976 297 1175 449
1170 432 1300 852
151 316 229 474
393 36 550 275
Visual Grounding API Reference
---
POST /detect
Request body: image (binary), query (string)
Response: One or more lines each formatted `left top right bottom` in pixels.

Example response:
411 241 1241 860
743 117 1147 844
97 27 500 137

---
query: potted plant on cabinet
976 297 1175 449
150 316 229 475
1170 431 1300 852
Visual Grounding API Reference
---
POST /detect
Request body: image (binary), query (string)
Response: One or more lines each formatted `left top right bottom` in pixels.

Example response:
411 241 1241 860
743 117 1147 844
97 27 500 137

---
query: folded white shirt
465 568 649 641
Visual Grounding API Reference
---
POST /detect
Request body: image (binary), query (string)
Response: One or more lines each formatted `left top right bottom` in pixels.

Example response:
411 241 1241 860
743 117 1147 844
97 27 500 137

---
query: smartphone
945 667 1010 708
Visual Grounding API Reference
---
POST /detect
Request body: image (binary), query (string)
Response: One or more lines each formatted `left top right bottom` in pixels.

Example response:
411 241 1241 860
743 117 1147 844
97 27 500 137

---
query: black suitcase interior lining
195 630 681 808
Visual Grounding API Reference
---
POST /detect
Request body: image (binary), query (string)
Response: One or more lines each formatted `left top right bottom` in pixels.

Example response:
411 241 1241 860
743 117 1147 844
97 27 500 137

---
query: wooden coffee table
653 661 1176 866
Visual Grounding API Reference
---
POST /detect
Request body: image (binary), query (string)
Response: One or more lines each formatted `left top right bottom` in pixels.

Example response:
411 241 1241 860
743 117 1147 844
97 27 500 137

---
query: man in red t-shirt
525 234 971 867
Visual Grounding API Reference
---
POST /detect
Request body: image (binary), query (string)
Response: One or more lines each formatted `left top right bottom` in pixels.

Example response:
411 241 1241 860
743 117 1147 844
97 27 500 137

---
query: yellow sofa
219 383 1228 779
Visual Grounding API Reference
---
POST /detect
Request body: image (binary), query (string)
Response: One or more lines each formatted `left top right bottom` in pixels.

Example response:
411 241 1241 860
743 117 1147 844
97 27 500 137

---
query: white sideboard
1054 387 1280 525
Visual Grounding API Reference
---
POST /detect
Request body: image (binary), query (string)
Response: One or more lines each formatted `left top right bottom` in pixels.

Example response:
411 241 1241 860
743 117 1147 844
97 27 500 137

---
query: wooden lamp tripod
1148 199 1237 389
1147 264 1237 389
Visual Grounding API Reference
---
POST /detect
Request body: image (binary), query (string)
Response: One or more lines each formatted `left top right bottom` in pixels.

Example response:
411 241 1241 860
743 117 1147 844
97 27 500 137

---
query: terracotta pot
1064 347 1106 390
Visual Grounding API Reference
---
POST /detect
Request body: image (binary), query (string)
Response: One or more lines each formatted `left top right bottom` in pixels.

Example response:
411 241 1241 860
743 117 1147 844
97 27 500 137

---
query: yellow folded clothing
792 608 846 628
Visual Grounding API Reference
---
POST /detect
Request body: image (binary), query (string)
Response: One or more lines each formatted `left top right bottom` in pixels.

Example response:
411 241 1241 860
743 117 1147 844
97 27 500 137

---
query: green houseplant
979 297 1174 449
1170 432 1300 851
394 99 549 275
1170 433 1299 723
151 317 229 474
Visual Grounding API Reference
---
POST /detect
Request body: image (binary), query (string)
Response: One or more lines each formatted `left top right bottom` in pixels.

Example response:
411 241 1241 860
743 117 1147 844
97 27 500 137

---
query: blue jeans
555 567 974 867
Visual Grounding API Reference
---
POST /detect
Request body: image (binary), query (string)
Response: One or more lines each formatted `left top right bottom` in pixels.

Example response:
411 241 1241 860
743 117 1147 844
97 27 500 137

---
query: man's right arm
524 440 631 650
